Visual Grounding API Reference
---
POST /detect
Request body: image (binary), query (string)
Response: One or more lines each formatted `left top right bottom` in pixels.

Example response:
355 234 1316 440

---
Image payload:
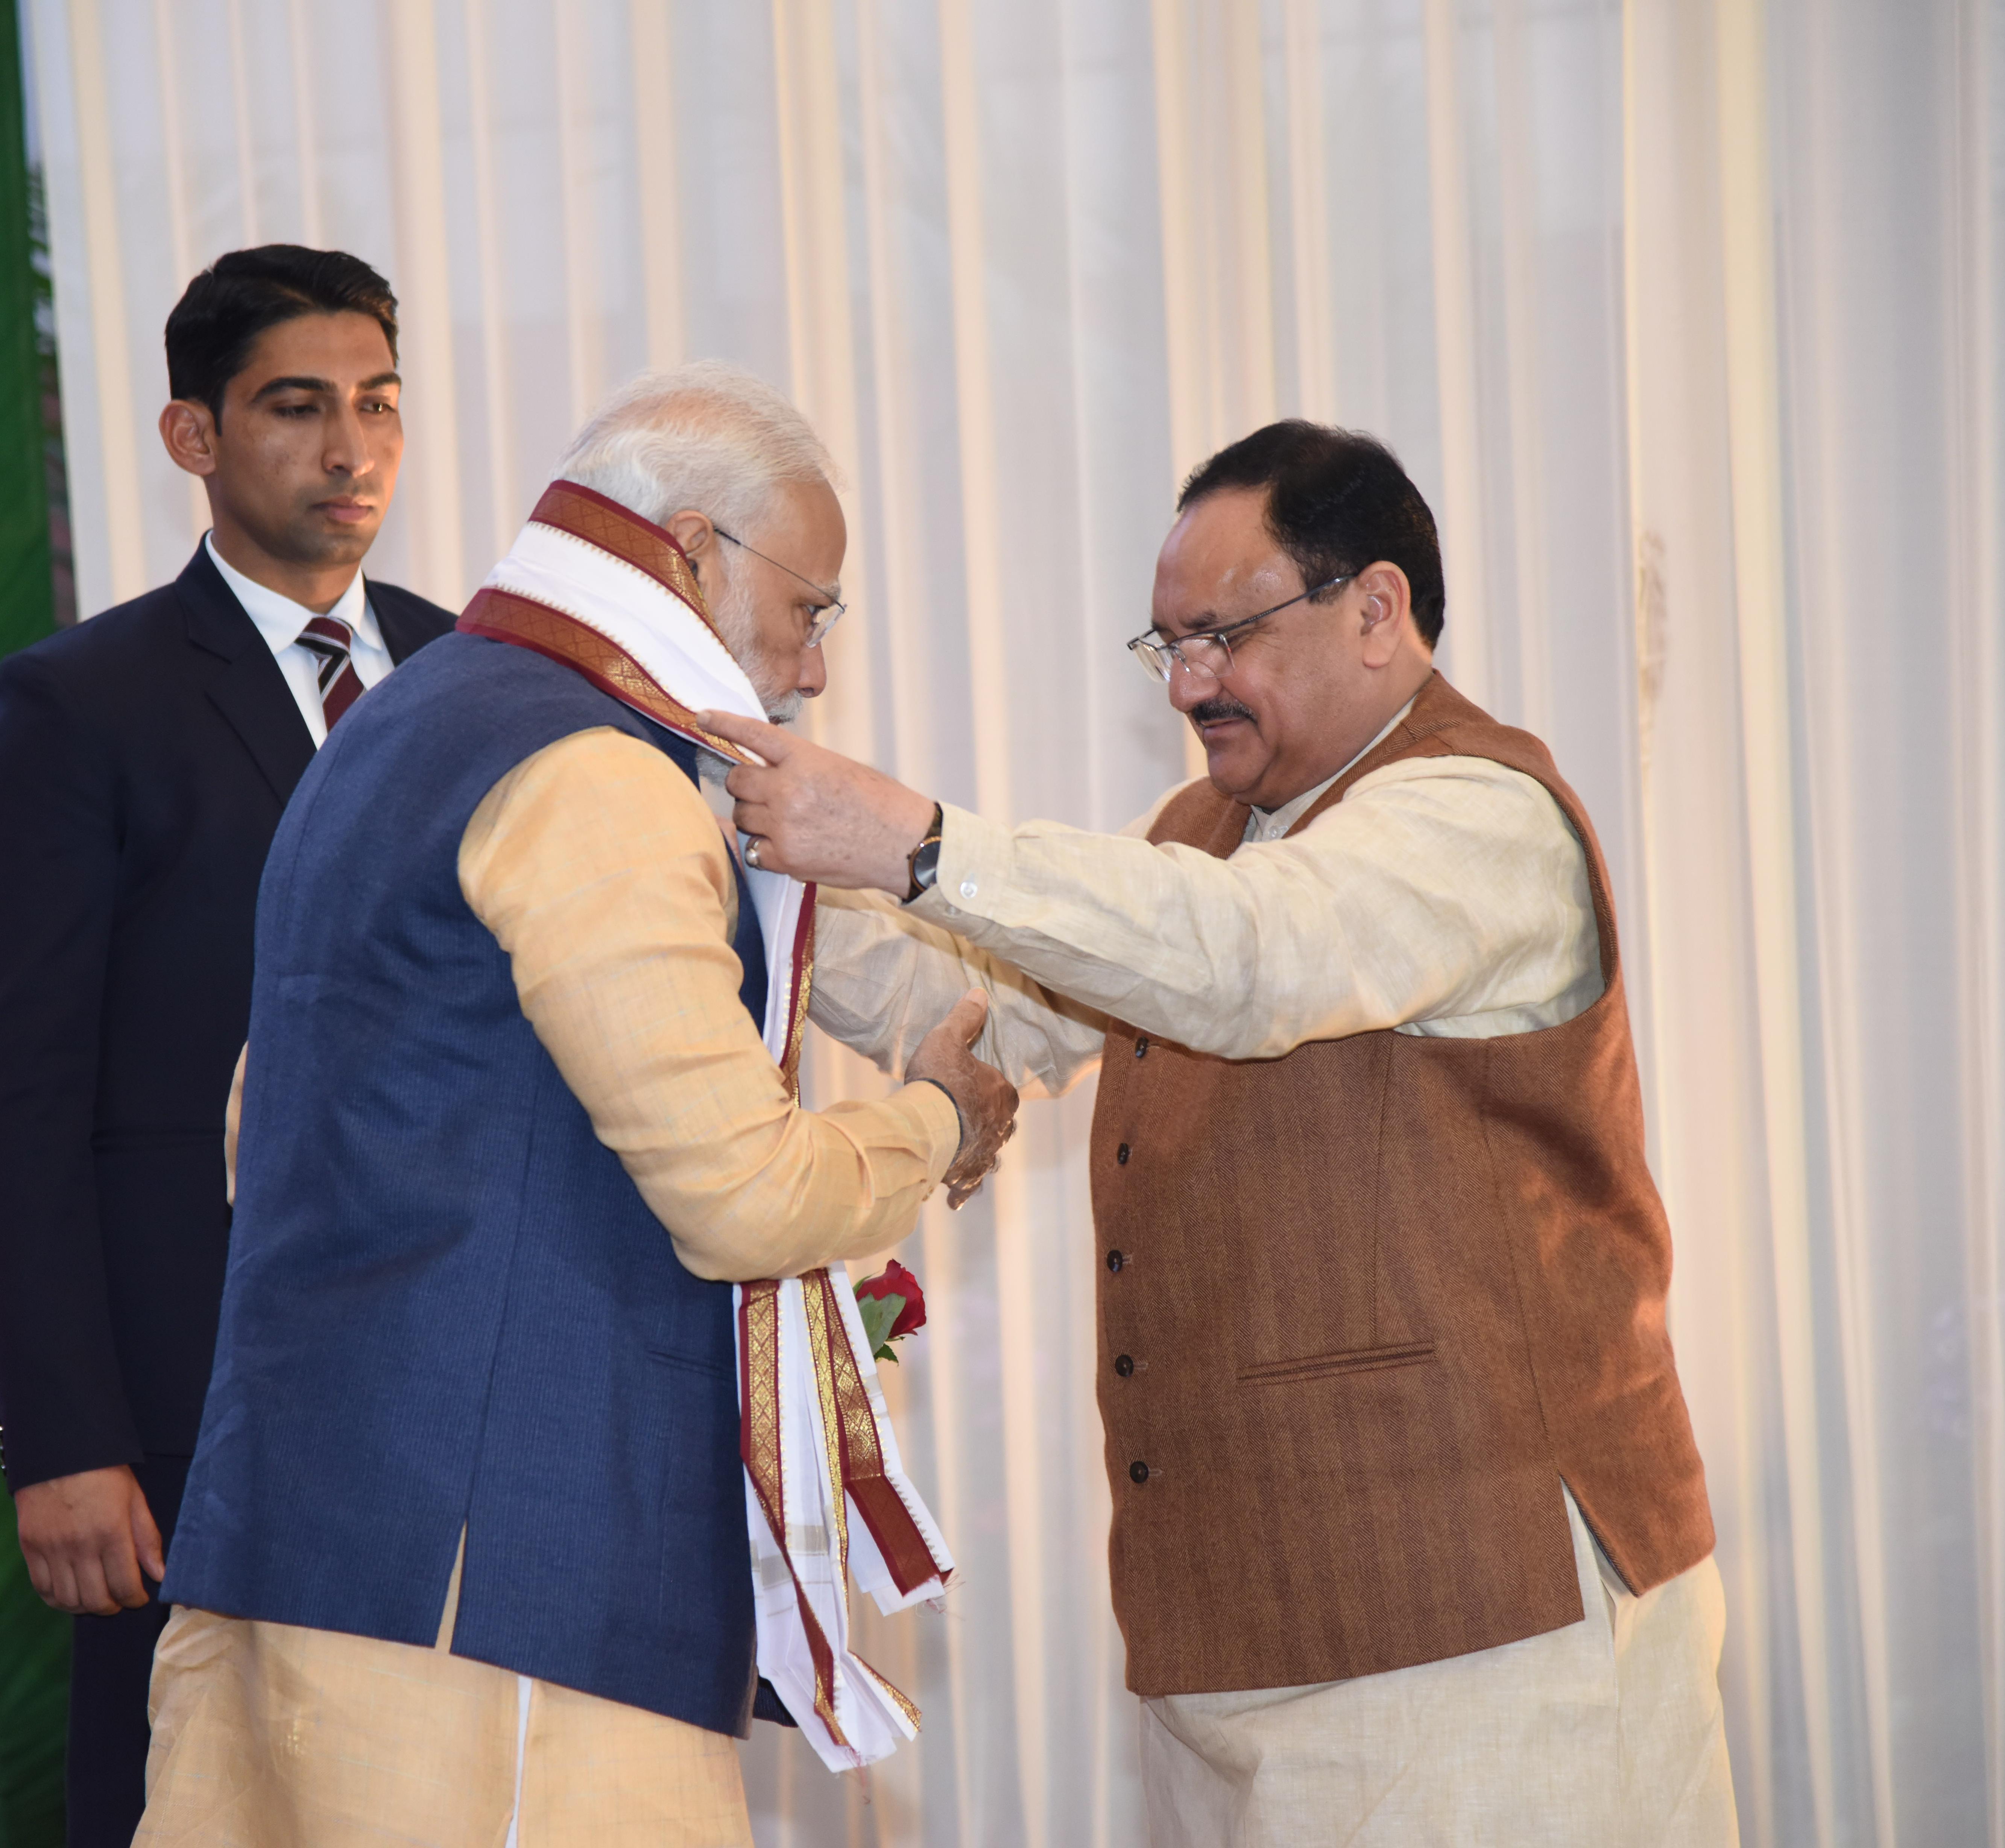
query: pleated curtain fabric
21 3 2003 1845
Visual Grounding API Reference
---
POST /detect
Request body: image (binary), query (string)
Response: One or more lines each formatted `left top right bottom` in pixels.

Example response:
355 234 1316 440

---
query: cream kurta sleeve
805 791 1179 1096
809 888 1111 1100
811 754 1601 1075
457 726 960 1283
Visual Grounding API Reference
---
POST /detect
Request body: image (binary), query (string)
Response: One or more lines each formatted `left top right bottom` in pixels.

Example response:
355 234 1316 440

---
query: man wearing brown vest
703 421 1738 1845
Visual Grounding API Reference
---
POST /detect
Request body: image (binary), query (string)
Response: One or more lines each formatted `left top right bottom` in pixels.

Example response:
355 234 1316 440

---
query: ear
1354 562 1413 668
159 400 219 478
664 509 720 578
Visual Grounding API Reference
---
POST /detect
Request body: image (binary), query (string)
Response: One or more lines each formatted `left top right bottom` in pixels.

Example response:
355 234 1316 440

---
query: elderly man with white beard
138 364 1016 1845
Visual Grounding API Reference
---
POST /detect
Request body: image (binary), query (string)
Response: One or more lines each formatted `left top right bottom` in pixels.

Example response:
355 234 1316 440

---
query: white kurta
1140 1491 1735 1848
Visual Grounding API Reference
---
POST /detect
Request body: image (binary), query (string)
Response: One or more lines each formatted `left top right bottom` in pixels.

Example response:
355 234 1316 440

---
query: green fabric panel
0 0 54 660
0 14 70 1837
0 1488 69 1848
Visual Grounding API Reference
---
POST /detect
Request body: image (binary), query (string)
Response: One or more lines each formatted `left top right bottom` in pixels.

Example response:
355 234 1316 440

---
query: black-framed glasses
1125 572 1356 684
712 526 848 647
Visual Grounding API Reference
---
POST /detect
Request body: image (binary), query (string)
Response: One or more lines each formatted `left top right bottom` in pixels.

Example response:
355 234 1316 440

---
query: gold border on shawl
820 1271 887 1487
799 1269 851 1581
458 589 749 763
781 897 817 1098
740 1280 847 1745
818 1273 946 1597
800 1272 927 1738
528 480 721 639
741 1281 784 1532
855 1656 923 1734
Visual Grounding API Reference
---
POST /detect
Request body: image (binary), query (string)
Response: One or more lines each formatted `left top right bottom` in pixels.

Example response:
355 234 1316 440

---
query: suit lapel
178 544 317 804
373 582 443 666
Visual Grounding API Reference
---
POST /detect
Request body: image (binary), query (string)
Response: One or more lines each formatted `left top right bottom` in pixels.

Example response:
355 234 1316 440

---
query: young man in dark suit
0 246 456 1846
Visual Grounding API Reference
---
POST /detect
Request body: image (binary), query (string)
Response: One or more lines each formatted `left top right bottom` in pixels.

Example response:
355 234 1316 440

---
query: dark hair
165 245 399 420
1176 421 1446 647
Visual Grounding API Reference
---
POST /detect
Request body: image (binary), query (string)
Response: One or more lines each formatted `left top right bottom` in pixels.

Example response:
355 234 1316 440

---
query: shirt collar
204 531 379 655
1247 694 1419 842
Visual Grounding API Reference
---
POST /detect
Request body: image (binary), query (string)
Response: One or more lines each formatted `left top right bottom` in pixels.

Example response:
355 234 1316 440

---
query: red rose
855 1259 927 1341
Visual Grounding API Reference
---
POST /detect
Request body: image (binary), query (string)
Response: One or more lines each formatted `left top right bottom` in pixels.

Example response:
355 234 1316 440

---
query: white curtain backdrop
22 1 2002 1842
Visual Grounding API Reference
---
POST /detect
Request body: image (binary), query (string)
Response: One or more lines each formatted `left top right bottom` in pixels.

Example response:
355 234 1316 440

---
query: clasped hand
906 988 1019 1209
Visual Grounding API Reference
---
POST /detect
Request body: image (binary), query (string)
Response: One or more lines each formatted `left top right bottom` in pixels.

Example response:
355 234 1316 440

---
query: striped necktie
298 615 366 731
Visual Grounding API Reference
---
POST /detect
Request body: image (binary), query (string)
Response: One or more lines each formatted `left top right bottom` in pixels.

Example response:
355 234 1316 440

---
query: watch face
913 837 945 889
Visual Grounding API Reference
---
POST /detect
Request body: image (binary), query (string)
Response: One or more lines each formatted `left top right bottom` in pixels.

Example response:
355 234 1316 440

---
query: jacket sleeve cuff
1 1426 146 1495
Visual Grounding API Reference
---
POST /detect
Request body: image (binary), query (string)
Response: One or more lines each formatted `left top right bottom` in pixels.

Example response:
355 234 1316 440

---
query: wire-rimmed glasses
713 526 848 647
1125 572 1356 684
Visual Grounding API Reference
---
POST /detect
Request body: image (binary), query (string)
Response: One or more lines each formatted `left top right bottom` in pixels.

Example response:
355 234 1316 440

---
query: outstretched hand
906 988 1019 1210
700 710 937 894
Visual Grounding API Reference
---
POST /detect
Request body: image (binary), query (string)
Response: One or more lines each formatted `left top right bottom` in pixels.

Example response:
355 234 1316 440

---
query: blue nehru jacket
163 631 771 1737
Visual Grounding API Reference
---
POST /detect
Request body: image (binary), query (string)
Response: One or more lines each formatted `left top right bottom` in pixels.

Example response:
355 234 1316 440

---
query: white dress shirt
204 532 393 747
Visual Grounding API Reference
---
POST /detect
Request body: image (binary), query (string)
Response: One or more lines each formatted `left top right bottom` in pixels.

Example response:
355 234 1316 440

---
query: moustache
1190 696 1255 726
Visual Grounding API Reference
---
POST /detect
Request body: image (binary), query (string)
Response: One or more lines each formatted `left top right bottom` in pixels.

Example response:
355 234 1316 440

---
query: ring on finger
743 836 766 870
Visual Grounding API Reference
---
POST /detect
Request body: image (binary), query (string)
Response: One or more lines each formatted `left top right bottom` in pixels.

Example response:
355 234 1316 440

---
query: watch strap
905 802 946 904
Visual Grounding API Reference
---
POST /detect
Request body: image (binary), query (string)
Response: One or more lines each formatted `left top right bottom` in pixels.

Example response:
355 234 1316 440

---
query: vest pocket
1236 1340 1436 1385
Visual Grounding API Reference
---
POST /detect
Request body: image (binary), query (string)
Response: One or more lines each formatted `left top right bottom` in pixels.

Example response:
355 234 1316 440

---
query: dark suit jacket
0 542 456 1491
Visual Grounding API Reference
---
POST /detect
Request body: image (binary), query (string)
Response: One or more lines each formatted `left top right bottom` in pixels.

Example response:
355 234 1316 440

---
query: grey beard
708 569 803 728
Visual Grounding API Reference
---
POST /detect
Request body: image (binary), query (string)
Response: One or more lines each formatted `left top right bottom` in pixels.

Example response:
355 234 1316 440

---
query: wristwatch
904 802 946 904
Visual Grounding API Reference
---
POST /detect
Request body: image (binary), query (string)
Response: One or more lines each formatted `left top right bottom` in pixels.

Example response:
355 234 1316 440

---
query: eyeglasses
712 526 848 647
1125 572 1356 684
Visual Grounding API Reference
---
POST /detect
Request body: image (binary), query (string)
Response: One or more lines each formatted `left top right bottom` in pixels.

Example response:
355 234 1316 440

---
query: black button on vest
1116 1143 1130 1164
1106 1249 1125 1273
1114 1354 1135 1377
1130 1460 1150 1484
1134 1036 1149 1058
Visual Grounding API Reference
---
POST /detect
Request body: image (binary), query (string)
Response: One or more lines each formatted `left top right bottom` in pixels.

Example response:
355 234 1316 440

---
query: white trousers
1141 1489 1739 1848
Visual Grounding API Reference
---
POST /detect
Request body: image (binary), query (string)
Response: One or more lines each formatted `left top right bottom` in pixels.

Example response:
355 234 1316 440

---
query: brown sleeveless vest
1089 672 1713 1697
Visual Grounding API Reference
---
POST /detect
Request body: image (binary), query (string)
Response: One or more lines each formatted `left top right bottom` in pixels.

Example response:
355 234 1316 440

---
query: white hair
552 360 836 538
